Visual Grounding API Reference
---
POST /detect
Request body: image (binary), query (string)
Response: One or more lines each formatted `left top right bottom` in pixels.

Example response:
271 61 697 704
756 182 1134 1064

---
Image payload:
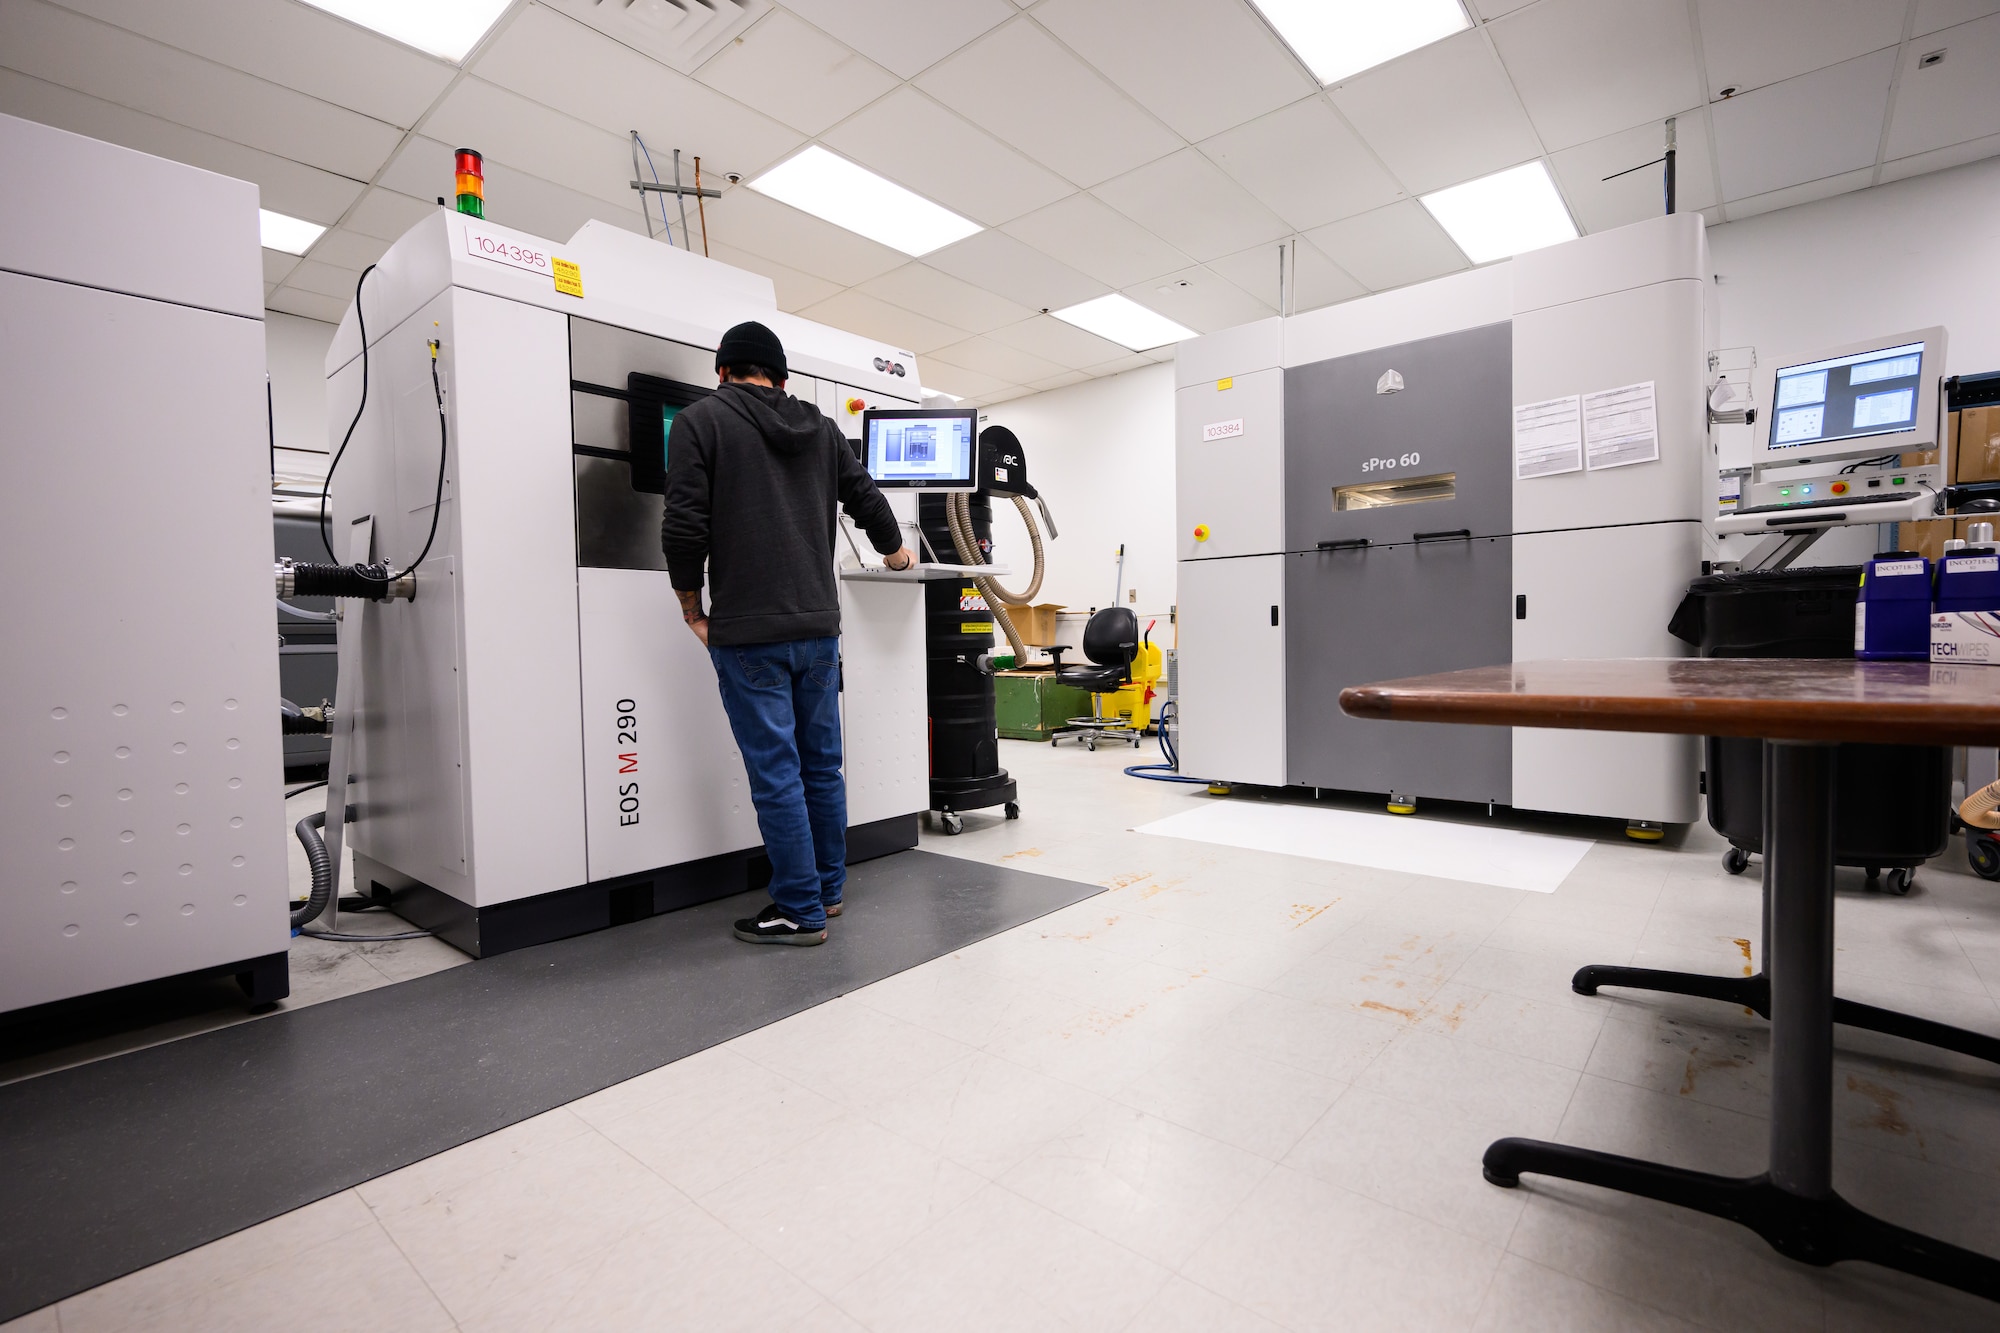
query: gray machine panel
568 316 705 572
1283 322 1512 551
1285 536 1512 804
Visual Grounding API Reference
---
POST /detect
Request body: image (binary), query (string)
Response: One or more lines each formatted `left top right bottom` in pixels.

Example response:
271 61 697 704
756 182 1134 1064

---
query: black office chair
1047 607 1143 750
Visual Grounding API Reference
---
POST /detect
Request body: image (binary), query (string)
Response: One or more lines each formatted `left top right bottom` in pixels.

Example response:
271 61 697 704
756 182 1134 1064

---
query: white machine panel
1177 367 1285 560
839 579 929 825
577 568 760 881
1177 555 1285 786
1 270 286 1011
1512 522 1701 823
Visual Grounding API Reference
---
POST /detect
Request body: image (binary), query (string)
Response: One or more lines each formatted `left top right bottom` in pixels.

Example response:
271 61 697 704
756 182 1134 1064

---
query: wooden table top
1337 658 2000 746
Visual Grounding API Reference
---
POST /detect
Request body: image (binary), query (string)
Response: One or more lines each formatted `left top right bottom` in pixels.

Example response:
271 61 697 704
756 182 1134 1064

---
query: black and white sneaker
732 903 827 946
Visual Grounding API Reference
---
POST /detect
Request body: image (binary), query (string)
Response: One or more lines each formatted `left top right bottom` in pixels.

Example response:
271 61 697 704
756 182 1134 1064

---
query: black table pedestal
1484 741 2000 1301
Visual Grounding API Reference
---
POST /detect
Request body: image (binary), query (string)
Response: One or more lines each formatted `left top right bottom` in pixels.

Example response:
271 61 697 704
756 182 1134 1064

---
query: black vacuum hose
293 810 332 929
285 562 400 600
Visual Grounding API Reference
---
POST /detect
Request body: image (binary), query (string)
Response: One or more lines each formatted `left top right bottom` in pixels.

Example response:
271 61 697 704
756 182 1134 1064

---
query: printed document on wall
1584 381 1659 470
1513 395 1582 479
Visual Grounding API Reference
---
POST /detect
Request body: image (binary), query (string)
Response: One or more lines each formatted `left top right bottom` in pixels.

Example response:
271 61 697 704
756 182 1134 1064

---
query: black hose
321 265 376 563
292 810 332 929
287 562 401 600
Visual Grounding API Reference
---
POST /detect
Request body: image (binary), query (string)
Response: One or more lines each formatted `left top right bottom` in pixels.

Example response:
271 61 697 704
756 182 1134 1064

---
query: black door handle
1316 538 1369 551
1413 528 1472 543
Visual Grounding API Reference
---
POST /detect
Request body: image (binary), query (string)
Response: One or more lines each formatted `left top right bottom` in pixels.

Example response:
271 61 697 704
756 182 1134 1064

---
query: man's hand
885 546 918 571
676 587 710 646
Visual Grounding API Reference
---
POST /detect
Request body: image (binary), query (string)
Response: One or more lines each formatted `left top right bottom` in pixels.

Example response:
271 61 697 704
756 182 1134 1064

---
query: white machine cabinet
0 113 289 1012
328 212 930 954
1174 213 1712 827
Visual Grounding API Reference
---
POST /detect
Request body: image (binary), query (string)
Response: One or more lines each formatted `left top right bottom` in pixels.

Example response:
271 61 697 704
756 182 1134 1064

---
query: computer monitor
1754 326 1946 464
861 407 978 491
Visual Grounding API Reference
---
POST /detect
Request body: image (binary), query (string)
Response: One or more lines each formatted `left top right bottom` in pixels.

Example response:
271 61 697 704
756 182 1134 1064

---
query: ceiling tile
378 136 648 249
262 250 299 285
1916 0 2000 37
915 17 1180 189
694 182 908 287
706 241 845 311
1000 192 1191 289
694 8 898 135
928 334 1068 385
1710 48 1895 199
1696 0 1906 95
0 68 365 223
283 258 363 301
1490 0 1703 152
424 78 634 210
1091 148 1289 263
265 288 347 323
1329 29 1543 195
1200 96 1404 230
306 228 392 270
48 0 453 127
1886 13 2000 159
820 86 1072 226
1879 129 2000 184
2 0 403 180
471 6 805 184
1083 351 1156 377
1206 240 1366 315
922 230 1109 312
918 363 1015 400
779 0 1015 78
1721 166 1874 221
984 314 1129 370
1304 200 1468 292
1034 0 1315 140
798 289 973 355
344 189 439 242
1126 265 1272 334
1549 111 1718 234
853 263 1038 334
1027 369 1094 393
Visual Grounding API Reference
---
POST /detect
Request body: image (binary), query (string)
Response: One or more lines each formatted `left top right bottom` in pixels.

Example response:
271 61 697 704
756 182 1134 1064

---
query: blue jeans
708 636 845 929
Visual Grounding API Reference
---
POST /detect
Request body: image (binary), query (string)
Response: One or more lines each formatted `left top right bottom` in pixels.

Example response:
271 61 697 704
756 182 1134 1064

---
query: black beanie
715 320 787 381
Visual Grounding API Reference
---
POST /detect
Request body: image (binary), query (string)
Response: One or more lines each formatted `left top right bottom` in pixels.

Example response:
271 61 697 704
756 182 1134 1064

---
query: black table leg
1485 741 2000 1301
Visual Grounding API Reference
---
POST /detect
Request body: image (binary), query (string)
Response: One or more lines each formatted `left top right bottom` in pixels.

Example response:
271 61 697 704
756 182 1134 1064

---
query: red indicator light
454 148 484 219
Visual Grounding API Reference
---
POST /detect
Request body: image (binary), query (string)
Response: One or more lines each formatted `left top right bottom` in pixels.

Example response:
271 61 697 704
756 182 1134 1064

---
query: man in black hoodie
662 321 915 946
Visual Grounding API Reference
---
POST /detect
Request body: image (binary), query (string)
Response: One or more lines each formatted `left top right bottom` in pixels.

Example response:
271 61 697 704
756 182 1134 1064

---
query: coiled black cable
316 264 451 587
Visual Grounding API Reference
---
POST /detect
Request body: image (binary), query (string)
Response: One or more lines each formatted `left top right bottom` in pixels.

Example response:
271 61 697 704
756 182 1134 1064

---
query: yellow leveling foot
1626 823 1665 841
1386 798 1416 815
1207 783 1233 796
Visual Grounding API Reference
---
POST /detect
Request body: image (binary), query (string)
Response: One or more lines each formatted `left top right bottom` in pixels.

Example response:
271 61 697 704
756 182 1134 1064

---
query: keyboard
1730 490 1926 517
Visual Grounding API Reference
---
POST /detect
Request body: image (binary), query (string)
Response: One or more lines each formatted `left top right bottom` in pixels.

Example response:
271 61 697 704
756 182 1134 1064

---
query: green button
1893 476 1907 485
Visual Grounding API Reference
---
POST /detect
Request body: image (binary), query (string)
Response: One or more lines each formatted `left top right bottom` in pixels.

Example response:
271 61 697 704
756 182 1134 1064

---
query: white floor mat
1136 800 1596 893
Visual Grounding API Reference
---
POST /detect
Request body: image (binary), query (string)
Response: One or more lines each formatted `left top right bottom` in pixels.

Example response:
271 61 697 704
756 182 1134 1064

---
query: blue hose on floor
1125 700 1211 785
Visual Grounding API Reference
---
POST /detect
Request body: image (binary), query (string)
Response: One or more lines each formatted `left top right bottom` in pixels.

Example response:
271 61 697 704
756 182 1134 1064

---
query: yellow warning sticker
551 256 583 298
1217 376 1233 390
958 586 989 611
960 621 994 634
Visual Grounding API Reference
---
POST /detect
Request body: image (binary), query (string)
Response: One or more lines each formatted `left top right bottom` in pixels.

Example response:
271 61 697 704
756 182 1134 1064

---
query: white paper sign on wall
1203 418 1245 442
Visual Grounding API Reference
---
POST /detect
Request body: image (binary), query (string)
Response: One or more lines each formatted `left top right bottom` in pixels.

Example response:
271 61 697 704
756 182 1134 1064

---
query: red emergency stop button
1830 481 1849 495
846 398 865 414
1193 524 1210 542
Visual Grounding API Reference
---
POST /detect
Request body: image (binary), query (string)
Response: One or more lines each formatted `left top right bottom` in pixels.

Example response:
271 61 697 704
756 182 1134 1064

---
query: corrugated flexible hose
947 493 1037 665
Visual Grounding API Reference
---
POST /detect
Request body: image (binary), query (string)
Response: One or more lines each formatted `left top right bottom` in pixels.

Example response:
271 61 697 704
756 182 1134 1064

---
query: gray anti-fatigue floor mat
0 848 1101 1320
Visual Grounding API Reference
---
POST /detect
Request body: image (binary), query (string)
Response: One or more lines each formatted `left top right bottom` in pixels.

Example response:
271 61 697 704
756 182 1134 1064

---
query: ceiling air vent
550 0 771 73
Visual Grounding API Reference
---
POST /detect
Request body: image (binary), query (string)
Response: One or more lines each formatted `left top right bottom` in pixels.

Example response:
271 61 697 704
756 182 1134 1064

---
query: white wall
979 361 1177 632
265 309 335 483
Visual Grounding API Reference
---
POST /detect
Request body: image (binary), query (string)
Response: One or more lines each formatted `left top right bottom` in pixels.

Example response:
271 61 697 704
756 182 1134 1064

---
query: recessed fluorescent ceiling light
259 209 326 256
1251 0 1469 84
1420 161 1578 264
1050 294 1196 352
297 0 512 62
746 146 981 257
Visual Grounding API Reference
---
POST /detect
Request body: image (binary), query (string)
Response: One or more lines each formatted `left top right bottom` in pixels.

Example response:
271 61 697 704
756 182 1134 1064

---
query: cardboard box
1900 518 1960 562
1959 406 2000 484
1012 602 1067 646
1932 610 2000 665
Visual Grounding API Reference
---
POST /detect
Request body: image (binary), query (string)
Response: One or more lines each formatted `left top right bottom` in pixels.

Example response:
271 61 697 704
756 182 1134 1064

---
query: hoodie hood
714 381 827 455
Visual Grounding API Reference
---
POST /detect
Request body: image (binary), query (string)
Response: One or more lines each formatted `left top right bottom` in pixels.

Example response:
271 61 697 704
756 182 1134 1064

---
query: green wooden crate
994 670 1096 740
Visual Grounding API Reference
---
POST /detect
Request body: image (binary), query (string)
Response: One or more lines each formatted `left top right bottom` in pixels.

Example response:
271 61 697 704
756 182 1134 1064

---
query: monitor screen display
862 408 977 489
1768 340 1926 451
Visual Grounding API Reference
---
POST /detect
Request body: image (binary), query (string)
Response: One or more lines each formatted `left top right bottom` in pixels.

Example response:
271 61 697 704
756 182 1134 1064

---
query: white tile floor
10 740 2000 1331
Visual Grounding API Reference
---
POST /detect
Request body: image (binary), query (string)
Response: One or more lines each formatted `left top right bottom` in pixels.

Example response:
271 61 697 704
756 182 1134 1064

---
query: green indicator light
1893 475 1907 485
1779 487 1792 496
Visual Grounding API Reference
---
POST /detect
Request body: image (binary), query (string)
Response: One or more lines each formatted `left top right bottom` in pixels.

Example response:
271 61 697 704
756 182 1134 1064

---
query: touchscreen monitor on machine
1755 326 1946 464
862 408 978 492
